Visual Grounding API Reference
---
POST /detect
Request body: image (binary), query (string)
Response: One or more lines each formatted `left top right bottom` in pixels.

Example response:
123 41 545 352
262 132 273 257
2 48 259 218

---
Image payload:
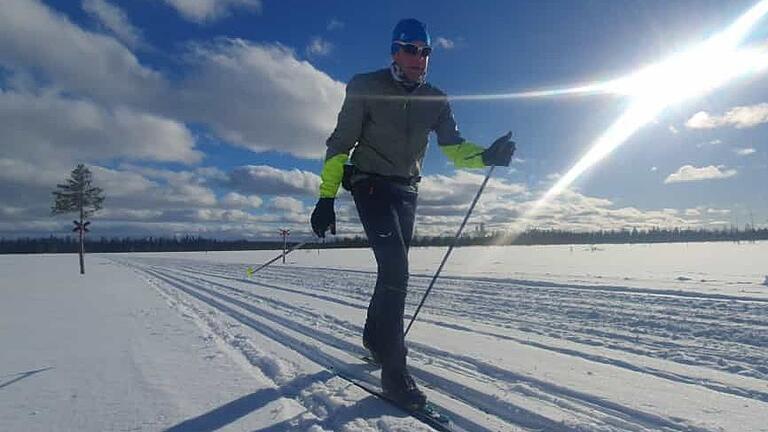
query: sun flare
519 0 768 224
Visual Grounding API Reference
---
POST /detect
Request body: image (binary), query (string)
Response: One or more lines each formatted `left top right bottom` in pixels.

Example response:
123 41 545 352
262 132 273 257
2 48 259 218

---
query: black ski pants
352 177 417 373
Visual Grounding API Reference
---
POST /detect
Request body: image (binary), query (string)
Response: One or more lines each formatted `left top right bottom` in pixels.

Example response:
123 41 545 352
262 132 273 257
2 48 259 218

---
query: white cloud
0 159 78 214
707 220 730 226
0 1 757 239
0 163 223 225
414 172 749 235
269 196 305 214
228 165 320 196
434 37 455 49
176 39 345 158
0 161 748 238
414 173 708 236
99 208 163 221
327 19 344 31
668 125 679 134
650 166 658 172
162 0 261 23
512 195 691 233
419 171 527 208
706 208 731 215
306 37 333 57
685 103 768 129
0 0 166 105
0 205 35 221
695 139 723 149
0 90 201 165
413 172 527 233
664 165 737 184
735 147 756 156
191 208 255 222
93 166 217 208
195 167 229 181
221 192 263 208
1 2 344 161
82 0 143 49
0 158 63 189
686 112 718 129
0 163 317 238
546 173 562 181
0 220 62 234
90 166 156 197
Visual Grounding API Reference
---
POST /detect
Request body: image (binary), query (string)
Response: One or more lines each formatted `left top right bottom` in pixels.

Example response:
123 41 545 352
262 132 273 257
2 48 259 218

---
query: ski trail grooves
137 266 504 432
153 268 649 431
173 259 768 382
114 257 739 432
160 263 768 403
159 260 768 403
131 263 454 431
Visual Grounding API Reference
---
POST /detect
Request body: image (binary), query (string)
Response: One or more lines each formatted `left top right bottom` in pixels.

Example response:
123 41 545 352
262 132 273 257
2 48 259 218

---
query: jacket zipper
404 98 410 149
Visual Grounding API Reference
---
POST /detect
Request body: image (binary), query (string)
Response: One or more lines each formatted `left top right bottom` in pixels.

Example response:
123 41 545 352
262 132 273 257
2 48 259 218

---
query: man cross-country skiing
310 18 515 410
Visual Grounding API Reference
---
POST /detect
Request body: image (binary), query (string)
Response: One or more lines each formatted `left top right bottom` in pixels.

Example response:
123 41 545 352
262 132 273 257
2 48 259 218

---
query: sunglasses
394 41 432 58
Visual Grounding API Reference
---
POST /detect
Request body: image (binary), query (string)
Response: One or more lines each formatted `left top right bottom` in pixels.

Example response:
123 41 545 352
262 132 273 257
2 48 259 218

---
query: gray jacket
325 68 465 179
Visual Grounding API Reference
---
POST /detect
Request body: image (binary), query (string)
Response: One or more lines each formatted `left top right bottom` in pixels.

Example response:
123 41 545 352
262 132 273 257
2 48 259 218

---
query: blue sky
1 0 767 240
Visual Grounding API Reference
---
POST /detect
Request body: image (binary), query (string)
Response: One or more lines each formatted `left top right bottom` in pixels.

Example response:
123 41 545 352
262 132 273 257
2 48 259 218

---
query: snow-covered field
2 242 767 431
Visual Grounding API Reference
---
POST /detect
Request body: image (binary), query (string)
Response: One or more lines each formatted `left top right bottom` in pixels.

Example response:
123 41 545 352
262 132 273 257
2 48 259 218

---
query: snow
1 241 767 431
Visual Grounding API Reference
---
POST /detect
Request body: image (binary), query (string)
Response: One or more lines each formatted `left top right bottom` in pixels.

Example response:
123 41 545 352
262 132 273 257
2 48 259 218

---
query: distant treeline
1 227 766 254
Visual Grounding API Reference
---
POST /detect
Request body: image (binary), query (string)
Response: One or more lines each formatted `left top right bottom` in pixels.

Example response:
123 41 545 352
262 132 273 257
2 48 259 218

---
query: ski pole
405 165 495 337
246 240 311 277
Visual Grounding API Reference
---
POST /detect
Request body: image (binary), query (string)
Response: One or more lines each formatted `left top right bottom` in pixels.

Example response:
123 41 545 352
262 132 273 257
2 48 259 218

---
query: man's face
392 40 430 82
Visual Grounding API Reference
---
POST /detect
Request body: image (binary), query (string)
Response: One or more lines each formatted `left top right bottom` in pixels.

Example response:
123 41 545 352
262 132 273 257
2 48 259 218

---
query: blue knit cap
391 19 430 54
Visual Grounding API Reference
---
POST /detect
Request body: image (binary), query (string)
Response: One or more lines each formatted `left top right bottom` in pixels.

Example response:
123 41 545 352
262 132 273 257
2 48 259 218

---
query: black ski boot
381 368 427 410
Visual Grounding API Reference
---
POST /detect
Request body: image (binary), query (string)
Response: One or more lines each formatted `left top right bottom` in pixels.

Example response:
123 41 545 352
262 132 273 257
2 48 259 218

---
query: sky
1 0 767 241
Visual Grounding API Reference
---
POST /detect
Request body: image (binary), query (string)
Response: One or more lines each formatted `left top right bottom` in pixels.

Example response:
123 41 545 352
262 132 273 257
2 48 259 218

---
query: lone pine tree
52 164 105 274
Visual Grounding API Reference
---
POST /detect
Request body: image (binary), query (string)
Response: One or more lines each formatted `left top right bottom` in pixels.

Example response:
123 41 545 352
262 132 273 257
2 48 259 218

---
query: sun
522 0 768 222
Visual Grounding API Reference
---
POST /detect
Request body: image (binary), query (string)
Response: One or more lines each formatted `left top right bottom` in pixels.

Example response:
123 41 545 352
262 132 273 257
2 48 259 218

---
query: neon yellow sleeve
439 141 485 168
318 153 349 198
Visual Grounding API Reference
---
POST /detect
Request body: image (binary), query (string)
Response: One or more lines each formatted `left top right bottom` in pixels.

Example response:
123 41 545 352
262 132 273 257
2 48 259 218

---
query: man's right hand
311 198 336 238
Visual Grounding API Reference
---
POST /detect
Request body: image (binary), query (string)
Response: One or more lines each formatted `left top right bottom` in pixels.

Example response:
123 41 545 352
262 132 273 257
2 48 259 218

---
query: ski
333 368 454 432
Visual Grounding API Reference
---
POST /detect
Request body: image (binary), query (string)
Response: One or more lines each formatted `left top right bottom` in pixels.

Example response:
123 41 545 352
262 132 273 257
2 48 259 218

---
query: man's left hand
311 198 336 238
482 132 516 166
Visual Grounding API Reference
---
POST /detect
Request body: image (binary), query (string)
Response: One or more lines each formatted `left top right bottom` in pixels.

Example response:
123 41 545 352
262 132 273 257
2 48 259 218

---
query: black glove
482 132 516 166
311 198 336 238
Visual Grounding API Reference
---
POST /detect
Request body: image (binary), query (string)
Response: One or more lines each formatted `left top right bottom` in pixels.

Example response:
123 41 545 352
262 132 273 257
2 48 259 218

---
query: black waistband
344 165 420 189
376 173 421 186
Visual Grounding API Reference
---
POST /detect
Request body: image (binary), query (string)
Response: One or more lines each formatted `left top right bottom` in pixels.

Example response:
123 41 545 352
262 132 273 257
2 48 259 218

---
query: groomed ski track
112 255 768 432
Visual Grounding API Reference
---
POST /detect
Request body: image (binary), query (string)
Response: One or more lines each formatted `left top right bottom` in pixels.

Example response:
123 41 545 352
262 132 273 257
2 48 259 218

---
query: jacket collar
389 62 424 92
